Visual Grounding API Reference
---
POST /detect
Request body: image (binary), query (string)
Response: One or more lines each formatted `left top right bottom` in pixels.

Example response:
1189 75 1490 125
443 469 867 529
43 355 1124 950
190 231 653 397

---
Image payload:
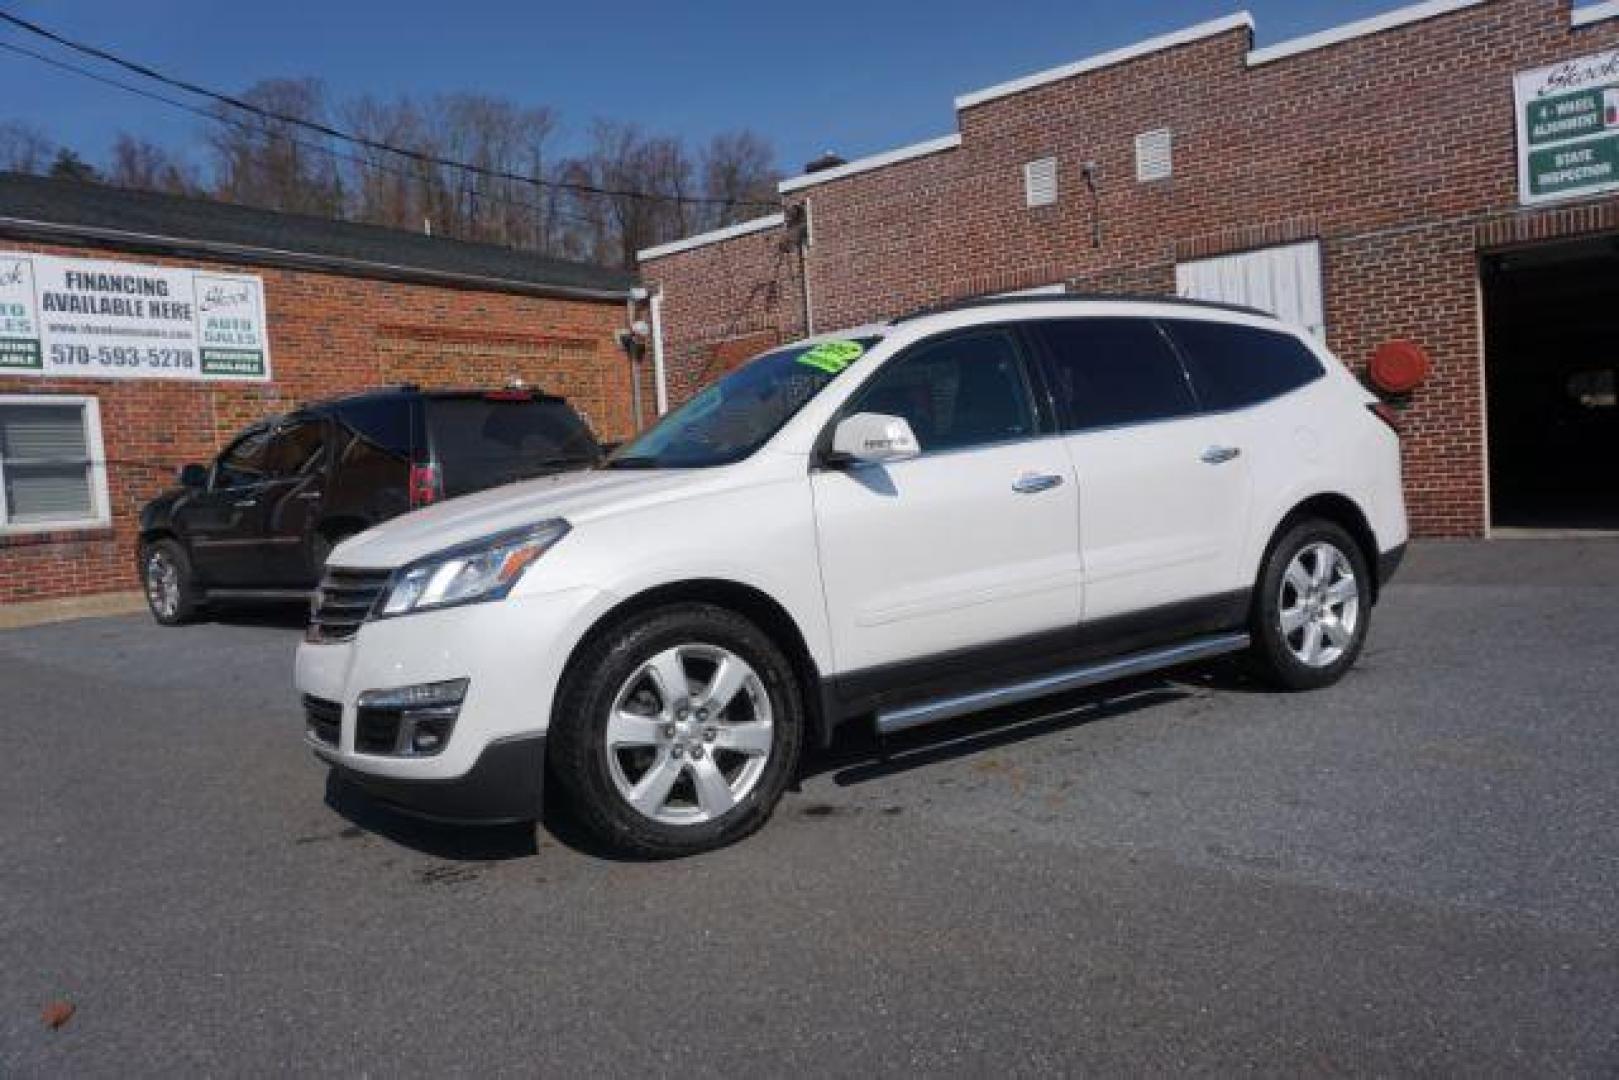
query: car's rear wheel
550 603 803 858
139 538 201 626
1249 519 1371 691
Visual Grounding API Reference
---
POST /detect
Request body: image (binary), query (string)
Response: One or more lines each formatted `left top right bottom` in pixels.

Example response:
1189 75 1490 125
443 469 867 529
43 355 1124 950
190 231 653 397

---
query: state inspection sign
1517 48 1619 206
0 252 272 381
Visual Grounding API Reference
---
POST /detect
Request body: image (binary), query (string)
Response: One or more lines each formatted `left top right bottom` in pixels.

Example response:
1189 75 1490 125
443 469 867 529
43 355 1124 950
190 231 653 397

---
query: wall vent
1024 157 1058 207
1135 129 1173 182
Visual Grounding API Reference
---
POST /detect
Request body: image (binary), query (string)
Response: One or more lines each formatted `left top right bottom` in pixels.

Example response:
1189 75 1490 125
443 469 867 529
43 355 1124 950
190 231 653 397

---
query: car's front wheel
1249 519 1371 691
139 538 202 626
550 603 804 857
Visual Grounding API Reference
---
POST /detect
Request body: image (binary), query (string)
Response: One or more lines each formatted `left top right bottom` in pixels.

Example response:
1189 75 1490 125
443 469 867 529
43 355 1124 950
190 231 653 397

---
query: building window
1175 240 1327 341
1135 129 1172 182
0 395 110 534
1024 157 1058 207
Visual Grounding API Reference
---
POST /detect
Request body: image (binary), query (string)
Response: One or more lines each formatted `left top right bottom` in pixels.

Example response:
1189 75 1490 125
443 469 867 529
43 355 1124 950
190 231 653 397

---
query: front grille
303 695 342 746
309 567 391 642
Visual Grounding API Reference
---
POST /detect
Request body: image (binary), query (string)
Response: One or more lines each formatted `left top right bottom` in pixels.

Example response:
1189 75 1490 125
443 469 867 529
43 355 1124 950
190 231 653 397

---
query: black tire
549 603 804 858
1249 519 1372 691
138 538 202 626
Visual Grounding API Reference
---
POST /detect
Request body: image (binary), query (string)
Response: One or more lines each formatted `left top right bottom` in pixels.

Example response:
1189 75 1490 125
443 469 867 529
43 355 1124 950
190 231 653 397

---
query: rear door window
1028 318 1196 432
1162 319 1326 411
427 396 600 495
265 417 327 478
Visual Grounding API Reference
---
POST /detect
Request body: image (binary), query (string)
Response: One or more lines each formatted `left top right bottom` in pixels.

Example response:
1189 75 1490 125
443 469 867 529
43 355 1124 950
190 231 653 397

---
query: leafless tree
700 130 779 230
108 134 201 195
0 121 53 174
206 78 344 216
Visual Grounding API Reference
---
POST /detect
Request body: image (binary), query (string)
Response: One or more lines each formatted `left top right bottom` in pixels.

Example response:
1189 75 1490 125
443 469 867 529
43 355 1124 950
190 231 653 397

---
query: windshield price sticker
797 340 866 374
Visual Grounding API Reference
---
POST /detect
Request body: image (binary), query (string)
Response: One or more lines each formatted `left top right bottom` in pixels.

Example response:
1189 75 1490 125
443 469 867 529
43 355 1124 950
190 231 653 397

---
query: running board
874 631 1251 736
203 587 312 601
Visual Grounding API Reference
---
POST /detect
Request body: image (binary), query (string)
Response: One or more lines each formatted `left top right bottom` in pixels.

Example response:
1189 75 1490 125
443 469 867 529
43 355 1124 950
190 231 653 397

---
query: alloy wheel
145 550 180 620
605 643 773 825
1278 541 1360 668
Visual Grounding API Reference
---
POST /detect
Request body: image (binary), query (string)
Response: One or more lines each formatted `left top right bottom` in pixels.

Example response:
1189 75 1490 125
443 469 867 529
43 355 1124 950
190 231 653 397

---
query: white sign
0 252 271 381
1515 49 1619 206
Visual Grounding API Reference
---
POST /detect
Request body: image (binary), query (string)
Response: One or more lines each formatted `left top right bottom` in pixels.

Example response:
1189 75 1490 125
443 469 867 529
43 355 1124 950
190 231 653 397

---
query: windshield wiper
605 455 661 470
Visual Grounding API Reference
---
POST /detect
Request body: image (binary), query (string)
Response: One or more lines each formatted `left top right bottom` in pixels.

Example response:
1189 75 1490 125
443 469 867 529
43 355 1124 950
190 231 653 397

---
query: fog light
355 679 468 757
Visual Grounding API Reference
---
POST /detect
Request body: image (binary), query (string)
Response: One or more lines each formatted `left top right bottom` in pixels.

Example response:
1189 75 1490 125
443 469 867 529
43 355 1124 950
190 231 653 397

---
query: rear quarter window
1162 320 1326 412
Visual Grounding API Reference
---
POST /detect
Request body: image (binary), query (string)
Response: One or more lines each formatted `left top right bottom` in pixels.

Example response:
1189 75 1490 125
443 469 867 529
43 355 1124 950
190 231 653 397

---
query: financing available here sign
1516 49 1619 206
0 252 271 381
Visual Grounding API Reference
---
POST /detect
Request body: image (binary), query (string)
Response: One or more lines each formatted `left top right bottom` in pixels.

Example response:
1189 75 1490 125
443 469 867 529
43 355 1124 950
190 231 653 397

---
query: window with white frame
0 395 110 533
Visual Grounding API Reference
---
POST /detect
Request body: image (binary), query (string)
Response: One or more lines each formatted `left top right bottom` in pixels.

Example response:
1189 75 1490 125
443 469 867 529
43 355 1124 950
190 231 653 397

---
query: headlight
378 520 570 617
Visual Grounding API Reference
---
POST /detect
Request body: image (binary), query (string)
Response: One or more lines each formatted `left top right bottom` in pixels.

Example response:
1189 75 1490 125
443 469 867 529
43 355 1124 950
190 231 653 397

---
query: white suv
296 296 1408 856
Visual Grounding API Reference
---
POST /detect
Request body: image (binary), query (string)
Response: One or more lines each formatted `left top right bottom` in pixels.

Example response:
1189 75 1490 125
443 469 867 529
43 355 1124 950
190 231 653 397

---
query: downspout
626 289 646 431
650 289 669 415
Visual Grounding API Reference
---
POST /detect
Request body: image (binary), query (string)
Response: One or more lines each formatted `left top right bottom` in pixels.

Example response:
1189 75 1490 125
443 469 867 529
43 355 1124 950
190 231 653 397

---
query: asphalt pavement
2 540 1617 1075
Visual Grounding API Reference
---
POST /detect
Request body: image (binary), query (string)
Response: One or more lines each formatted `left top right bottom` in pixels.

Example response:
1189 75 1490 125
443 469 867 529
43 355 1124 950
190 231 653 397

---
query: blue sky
0 1 1587 174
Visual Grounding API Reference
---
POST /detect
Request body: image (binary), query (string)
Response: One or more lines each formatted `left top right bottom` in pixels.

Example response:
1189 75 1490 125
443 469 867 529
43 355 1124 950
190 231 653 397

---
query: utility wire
0 38 610 231
0 7 779 212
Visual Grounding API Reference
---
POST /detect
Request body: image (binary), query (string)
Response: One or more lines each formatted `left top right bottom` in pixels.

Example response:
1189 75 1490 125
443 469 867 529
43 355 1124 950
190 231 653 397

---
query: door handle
1012 472 1065 494
1200 445 1242 465
233 498 258 508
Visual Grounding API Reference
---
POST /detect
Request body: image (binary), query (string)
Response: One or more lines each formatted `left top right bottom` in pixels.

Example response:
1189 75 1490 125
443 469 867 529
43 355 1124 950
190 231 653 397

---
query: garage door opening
1482 237 1619 532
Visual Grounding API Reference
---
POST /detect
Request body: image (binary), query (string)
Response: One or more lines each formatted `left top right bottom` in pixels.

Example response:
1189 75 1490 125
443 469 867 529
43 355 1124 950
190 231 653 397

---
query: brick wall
642 0 1619 537
0 239 633 603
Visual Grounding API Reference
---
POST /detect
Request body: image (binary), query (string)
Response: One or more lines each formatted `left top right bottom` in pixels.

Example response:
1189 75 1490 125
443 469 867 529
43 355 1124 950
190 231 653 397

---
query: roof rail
891 291 1273 324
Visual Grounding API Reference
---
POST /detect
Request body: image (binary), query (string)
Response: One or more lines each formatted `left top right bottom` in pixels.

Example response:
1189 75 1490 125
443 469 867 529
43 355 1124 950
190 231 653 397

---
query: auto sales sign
1517 48 1619 205
0 252 271 381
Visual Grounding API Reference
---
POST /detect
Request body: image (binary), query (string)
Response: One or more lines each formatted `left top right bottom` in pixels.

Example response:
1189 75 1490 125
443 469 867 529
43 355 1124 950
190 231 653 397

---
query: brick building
0 172 638 607
639 0 1619 538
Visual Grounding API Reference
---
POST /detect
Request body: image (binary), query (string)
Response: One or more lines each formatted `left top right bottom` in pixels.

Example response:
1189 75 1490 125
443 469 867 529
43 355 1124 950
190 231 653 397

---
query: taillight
409 463 442 508
1368 401 1402 435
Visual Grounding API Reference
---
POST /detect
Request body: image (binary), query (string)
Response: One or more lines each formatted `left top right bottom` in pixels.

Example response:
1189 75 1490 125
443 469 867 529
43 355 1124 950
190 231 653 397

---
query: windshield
608 336 880 469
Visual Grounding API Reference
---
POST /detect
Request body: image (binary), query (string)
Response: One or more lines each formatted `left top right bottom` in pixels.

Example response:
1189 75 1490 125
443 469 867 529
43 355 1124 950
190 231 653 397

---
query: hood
328 466 714 569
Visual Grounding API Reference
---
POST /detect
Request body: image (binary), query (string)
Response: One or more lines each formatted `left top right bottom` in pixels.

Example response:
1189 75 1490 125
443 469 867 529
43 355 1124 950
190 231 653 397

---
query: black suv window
214 426 271 488
427 396 600 495
851 329 1037 453
1163 319 1326 411
1029 318 1195 431
265 417 326 478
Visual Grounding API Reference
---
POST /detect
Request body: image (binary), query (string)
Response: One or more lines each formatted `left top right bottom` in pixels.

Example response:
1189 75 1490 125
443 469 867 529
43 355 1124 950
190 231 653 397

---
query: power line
0 38 608 232
0 6 779 212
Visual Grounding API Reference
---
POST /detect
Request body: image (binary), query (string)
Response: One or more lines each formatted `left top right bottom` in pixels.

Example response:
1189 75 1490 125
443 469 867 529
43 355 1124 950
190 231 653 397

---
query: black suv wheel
139 538 202 625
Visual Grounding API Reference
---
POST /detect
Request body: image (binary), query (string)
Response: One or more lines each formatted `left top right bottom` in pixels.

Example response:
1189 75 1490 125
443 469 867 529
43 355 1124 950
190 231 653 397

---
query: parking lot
3 540 1617 1074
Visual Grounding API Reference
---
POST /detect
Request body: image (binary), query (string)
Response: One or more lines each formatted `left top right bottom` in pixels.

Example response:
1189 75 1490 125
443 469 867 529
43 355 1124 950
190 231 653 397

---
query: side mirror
830 412 921 466
178 463 209 489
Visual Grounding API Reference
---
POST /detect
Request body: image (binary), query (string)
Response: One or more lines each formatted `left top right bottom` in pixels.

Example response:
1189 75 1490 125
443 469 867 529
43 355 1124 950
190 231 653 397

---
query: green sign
0 337 42 370
1526 89 1606 147
1528 137 1619 198
797 340 865 374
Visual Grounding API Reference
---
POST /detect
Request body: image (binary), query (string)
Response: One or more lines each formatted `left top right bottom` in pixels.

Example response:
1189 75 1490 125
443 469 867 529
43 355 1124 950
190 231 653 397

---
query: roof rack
890 291 1272 324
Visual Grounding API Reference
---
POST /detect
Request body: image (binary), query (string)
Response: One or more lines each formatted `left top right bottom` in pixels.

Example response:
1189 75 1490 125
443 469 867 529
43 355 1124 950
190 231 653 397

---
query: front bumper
295 583 607 793
318 734 546 824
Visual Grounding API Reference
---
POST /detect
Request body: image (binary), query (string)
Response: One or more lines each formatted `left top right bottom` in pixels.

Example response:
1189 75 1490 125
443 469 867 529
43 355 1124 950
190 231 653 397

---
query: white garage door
1176 241 1325 341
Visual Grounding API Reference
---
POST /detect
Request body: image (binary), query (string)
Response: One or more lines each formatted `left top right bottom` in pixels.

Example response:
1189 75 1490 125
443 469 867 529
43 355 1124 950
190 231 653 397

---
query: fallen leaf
42 1000 75 1030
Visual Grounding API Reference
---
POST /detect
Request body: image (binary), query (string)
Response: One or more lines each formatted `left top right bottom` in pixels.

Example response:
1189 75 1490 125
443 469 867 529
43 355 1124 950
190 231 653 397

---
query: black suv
137 385 602 624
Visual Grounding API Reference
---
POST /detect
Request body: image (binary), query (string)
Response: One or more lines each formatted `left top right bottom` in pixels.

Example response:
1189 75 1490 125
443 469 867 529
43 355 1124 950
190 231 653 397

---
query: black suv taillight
409 463 442 508
1368 401 1402 435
